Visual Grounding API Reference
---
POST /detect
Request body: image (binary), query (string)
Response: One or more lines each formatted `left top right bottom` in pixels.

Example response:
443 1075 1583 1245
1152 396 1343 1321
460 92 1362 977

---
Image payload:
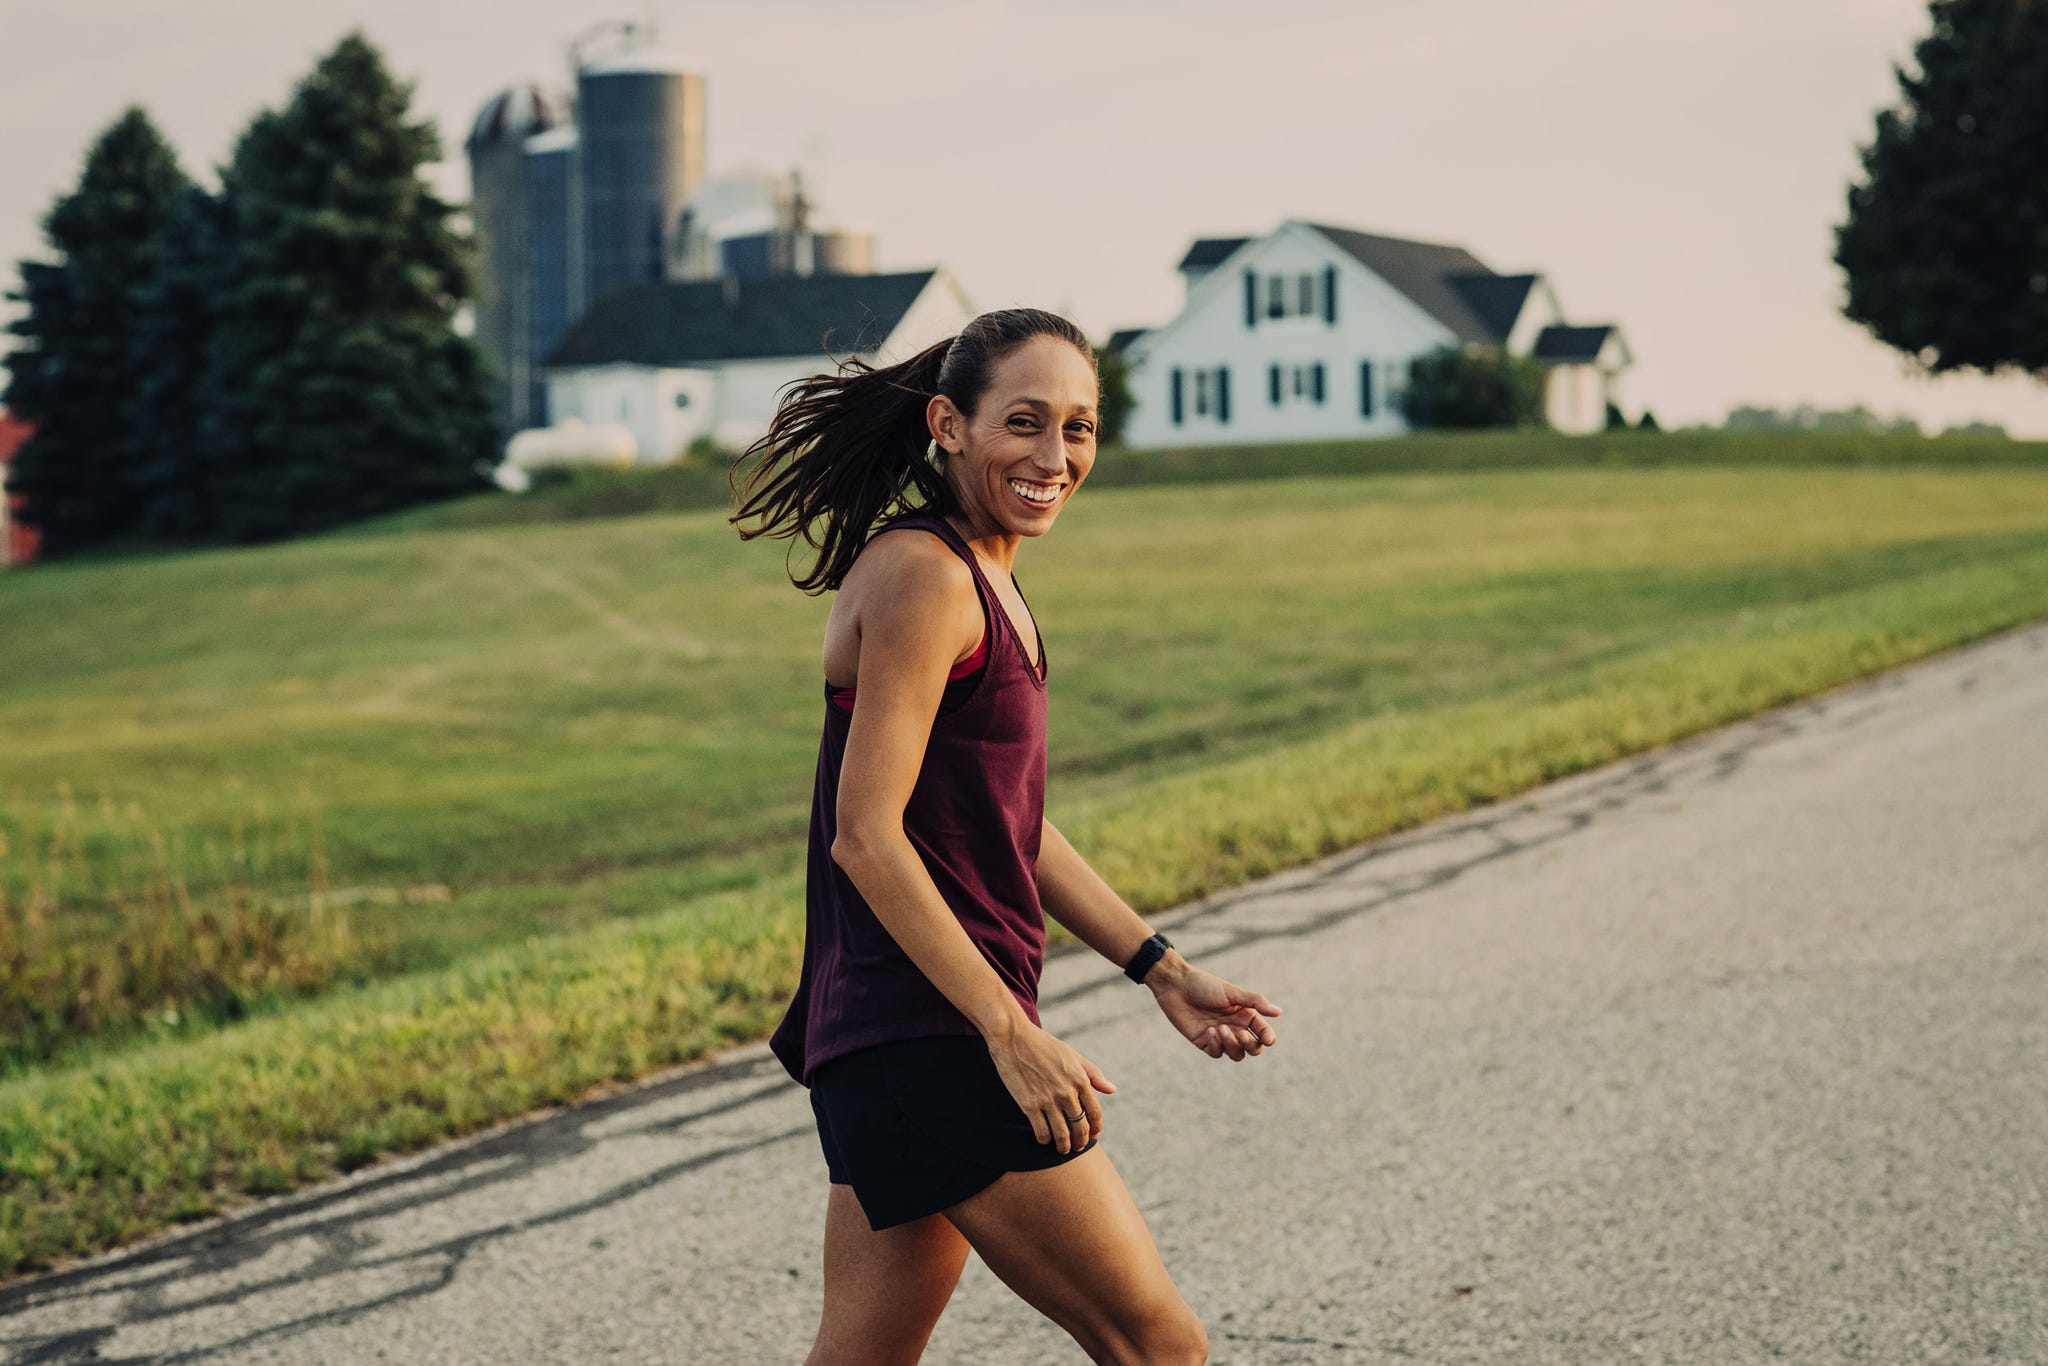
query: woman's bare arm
1039 817 1283 1061
1036 819 1191 990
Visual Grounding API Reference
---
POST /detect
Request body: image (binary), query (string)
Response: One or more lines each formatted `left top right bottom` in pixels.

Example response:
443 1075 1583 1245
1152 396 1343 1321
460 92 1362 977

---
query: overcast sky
5 0 2046 434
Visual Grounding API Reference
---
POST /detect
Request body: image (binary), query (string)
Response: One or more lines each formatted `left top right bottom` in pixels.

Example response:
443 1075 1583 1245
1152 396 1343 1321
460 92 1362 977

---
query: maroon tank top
769 513 1051 1087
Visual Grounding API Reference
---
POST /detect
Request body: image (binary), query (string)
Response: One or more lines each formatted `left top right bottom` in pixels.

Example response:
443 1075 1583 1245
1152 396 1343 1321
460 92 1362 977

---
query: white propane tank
497 419 639 491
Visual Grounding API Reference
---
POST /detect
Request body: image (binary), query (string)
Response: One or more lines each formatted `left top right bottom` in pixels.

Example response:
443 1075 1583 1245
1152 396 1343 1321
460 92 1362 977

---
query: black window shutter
1216 367 1231 424
1311 361 1326 404
1170 368 1184 425
1324 265 1338 325
1268 363 1282 406
1244 270 1257 329
1360 360 1374 417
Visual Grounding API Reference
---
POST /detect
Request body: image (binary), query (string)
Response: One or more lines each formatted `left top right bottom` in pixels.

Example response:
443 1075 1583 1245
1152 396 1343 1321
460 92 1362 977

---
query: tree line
2 31 499 557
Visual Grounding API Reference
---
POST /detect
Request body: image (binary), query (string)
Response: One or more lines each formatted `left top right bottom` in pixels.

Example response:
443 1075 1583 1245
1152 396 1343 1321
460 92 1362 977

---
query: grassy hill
3 433 2048 1276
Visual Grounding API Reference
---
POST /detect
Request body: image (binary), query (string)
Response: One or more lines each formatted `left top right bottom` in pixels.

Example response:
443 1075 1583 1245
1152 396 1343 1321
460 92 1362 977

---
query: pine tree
127 183 226 539
2 108 193 554
1834 0 2048 376
198 31 499 542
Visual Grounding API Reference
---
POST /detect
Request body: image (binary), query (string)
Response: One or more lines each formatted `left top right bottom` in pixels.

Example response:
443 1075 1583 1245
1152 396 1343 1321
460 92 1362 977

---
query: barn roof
547 270 938 369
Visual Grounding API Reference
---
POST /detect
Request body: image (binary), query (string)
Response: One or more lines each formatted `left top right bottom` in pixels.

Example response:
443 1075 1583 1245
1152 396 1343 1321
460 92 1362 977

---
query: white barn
1115 220 1631 448
543 268 974 461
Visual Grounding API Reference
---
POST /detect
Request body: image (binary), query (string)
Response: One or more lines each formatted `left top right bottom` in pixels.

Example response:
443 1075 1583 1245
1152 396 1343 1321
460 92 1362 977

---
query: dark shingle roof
1105 327 1148 354
1532 324 1616 363
1448 273 1539 343
1302 223 1508 344
547 270 939 368
1176 237 1251 272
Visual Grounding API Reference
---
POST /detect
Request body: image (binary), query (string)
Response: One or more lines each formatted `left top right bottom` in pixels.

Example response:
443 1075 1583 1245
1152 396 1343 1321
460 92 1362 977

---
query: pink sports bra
826 634 989 712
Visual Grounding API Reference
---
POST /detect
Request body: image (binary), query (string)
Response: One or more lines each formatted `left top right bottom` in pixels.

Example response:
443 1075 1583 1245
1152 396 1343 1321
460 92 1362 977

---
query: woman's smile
1006 475 1064 508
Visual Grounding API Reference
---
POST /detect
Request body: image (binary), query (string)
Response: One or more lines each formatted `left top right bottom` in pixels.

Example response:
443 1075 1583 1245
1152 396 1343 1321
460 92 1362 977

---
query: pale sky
5 0 2047 435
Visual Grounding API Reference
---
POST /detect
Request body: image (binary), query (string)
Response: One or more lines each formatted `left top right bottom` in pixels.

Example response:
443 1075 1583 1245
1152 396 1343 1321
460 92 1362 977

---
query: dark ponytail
730 307 1096 594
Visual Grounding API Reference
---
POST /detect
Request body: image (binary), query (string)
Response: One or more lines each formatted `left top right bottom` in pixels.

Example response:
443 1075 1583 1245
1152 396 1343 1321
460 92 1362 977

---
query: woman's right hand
986 1024 1117 1154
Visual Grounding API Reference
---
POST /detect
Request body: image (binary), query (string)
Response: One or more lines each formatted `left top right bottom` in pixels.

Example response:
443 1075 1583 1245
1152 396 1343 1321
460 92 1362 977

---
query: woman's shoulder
851 519 972 585
842 520 979 612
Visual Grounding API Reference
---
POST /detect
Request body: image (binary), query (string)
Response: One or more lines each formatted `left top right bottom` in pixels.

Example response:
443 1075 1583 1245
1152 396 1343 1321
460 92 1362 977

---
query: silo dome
466 84 568 153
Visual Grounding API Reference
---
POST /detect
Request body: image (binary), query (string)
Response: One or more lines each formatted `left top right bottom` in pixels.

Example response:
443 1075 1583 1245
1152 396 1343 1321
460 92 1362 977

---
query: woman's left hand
1151 965 1282 1061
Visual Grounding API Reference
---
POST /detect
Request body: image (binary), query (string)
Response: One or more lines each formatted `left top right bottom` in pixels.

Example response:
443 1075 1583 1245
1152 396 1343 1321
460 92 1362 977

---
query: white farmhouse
543 268 973 460
1115 220 1630 447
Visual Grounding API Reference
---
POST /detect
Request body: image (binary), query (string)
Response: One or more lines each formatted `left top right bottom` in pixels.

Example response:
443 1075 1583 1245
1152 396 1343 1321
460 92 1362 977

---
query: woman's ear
925 394 962 456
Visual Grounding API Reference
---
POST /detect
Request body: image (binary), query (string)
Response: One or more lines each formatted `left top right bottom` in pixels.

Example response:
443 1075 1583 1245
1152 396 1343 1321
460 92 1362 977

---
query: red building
0 410 40 567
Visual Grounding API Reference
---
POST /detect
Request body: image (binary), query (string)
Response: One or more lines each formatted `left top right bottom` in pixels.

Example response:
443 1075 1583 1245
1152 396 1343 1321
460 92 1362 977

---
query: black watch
1123 931 1173 985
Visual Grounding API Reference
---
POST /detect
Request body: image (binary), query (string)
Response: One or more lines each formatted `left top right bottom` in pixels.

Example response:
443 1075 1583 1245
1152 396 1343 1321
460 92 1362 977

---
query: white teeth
1009 479 1059 505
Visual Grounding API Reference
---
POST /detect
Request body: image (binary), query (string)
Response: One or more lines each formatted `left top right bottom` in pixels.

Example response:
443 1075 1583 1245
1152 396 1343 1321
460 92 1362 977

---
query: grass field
3 432 2047 1277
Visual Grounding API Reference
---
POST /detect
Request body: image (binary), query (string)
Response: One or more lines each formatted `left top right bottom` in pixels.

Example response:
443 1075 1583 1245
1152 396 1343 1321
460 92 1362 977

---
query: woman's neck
944 511 1021 575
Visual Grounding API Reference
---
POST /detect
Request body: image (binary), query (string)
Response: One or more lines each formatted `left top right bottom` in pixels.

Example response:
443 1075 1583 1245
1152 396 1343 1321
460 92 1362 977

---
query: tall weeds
0 777 392 1068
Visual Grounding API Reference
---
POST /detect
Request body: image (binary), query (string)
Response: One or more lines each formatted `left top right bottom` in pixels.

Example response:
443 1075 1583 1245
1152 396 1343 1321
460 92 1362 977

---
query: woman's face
933 335 1099 541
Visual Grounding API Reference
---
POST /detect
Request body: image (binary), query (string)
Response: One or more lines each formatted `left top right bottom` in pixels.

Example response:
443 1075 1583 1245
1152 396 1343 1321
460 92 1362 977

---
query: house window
1292 365 1306 397
1193 368 1210 417
1266 275 1286 319
673 391 691 408
1269 363 1282 407
1311 362 1326 404
1297 273 1315 316
1359 361 1375 418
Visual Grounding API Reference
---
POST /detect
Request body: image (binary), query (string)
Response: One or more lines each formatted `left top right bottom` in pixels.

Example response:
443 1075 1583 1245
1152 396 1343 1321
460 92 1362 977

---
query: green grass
3 436 2048 1277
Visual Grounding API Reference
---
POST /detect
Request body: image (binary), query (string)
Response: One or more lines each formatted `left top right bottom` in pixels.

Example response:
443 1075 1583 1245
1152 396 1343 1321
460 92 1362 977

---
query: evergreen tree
2 108 193 554
1637 409 1661 432
127 183 226 539
199 31 499 542
1834 0 2048 376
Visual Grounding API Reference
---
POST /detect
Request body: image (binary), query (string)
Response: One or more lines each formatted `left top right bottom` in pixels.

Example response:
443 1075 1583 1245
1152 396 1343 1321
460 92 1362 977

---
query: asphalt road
5 621 2045 1365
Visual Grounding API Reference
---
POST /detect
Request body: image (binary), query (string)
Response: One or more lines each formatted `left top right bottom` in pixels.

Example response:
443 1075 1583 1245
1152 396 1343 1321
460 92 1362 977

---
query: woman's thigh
809 1182 971 1366
939 1144 1205 1364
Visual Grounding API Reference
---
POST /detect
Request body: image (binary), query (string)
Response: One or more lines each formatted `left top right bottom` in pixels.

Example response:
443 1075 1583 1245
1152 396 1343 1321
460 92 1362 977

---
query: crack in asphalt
1 622 2037 1363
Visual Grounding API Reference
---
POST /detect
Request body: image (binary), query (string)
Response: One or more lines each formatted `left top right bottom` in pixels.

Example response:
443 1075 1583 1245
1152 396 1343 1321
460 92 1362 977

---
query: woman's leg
805 1182 973 1366
939 1145 1208 1366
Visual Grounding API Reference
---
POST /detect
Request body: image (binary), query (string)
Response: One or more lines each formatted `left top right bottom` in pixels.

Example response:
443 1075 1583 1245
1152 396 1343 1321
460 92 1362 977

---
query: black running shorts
808 1032 1100 1231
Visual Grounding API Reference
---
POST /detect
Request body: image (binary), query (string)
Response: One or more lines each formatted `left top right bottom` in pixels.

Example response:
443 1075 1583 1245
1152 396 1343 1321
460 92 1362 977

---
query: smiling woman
730 310 1282 1364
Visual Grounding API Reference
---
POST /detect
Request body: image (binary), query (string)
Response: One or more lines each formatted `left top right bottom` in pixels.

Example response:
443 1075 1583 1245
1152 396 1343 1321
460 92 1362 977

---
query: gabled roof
547 269 937 368
1105 328 1148 354
1176 237 1251 272
1448 273 1539 343
1302 223 1510 345
1532 324 1618 363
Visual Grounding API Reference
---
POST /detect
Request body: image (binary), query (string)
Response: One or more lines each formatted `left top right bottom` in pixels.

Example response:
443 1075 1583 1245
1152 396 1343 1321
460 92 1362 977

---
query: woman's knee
1100 1294 1206 1365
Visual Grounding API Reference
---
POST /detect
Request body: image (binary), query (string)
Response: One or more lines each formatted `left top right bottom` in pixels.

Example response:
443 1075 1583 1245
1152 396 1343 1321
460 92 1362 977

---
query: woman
733 308 1282 1365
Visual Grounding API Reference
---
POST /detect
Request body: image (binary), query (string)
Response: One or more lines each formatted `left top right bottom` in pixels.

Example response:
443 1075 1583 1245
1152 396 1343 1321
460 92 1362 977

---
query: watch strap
1123 931 1173 984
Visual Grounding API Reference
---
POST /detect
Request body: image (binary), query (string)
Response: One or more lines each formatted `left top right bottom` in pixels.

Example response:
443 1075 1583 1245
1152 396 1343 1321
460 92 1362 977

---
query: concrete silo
521 125 580 428
464 85 568 434
575 49 705 311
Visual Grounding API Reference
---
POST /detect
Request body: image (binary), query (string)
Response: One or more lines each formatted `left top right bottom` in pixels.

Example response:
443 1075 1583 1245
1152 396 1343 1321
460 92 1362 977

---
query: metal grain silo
575 49 705 311
465 85 567 433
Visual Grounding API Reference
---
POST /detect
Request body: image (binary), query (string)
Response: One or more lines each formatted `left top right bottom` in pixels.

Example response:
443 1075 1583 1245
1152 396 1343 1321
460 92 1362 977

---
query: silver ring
1064 1113 1084 1124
